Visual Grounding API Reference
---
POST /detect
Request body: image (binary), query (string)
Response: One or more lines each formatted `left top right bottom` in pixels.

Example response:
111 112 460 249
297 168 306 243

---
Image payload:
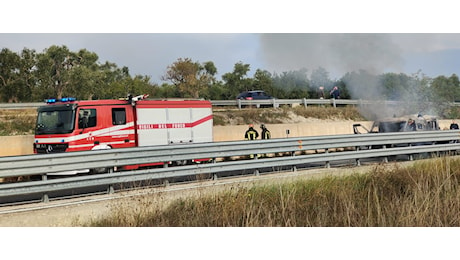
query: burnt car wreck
353 113 440 134
352 114 447 156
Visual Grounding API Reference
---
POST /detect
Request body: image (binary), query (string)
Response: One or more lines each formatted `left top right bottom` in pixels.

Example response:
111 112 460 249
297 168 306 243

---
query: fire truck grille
35 143 69 154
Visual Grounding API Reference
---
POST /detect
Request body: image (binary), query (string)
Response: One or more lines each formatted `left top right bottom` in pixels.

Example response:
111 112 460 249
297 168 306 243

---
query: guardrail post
409 144 414 161
41 174 49 203
354 147 361 166
254 169 260 176
107 185 114 194
303 98 307 107
383 145 388 163
332 98 336 108
42 193 49 203
325 148 330 168
238 99 242 109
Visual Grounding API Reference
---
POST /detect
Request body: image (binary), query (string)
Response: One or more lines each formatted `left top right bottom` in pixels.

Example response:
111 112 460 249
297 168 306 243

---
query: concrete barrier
1 120 454 157
0 135 34 157
212 121 373 142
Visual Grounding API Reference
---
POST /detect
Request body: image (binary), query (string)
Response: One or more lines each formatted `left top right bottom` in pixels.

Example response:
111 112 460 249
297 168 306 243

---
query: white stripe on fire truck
99 130 135 137
68 140 136 149
35 122 135 143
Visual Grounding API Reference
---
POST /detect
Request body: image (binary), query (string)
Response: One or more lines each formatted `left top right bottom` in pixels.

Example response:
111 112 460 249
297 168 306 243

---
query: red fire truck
34 95 213 174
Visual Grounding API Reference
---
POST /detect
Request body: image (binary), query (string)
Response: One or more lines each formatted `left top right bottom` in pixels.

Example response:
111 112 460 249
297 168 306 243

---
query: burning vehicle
353 113 440 134
353 113 442 152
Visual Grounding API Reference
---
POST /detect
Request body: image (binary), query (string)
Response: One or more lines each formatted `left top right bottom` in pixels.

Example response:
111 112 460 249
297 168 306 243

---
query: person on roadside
260 124 271 140
244 124 259 140
318 86 325 99
260 124 271 158
450 120 459 130
330 86 340 99
407 119 416 131
244 124 259 158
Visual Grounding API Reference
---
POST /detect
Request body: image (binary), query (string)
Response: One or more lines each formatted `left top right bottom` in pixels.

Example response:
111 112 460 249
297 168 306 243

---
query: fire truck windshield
35 106 76 135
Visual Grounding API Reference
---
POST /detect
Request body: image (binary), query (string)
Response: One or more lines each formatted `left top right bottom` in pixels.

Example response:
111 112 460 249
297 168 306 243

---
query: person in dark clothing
407 119 416 131
450 120 460 146
260 124 271 140
244 124 259 158
244 124 259 140
330 86 340 99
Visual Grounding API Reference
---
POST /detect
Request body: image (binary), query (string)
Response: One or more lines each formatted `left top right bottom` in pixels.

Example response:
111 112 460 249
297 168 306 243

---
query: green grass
84 156 460 227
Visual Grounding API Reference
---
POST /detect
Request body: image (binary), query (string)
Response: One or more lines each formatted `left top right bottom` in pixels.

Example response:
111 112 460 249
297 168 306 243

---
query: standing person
318 86 325 99
245 124 259 158
260 124 271 139
450 120 460 146
407 119 416 131
260 124 271 158
244 124 259 140
330 86 340 99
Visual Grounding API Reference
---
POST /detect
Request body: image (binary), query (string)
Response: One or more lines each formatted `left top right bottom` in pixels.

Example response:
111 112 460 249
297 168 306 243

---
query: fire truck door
109 106 136 149
76 107 101 151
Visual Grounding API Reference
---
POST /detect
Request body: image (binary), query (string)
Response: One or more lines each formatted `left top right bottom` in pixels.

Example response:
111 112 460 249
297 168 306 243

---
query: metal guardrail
213 99 406 108
2 99 460 109
0 102 43 109
1 130 460 201
1 130 459 177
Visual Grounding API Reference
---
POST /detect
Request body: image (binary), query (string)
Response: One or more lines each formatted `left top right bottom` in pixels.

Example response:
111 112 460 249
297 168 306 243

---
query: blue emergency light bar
45 97 76 104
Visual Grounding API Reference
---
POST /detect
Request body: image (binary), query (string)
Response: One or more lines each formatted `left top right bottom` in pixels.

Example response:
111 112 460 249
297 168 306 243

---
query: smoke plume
259 34 404 79
258 34 413 119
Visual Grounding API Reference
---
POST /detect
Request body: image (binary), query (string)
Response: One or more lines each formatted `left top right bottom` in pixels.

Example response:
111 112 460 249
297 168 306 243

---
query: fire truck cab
34 95 213 174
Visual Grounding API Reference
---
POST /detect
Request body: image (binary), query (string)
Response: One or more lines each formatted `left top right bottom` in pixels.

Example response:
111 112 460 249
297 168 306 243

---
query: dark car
236 90 274 100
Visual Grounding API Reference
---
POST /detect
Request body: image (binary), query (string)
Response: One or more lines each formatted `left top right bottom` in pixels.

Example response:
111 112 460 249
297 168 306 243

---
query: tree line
2 45 460 117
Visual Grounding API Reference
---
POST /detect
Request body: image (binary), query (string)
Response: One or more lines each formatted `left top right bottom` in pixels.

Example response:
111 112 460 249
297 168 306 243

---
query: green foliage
0 44 459 113
162 58 217 98
271 69 311 98
222 61 252 98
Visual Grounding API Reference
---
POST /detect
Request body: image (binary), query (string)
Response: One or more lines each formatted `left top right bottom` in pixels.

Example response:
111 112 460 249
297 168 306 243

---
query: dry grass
292 106 366 120
0 109 36 135
85 156 460 227
212 106 365 125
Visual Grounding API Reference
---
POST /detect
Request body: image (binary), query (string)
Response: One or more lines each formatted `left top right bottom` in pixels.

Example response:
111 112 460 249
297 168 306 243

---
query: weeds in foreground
85 157 460 227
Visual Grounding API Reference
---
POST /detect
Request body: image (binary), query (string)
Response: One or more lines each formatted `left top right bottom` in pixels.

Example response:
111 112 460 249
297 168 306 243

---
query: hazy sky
3 1 460 83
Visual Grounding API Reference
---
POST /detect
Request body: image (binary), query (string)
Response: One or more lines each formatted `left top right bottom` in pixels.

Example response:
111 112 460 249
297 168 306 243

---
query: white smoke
258 34 405 80
257 34 431 120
